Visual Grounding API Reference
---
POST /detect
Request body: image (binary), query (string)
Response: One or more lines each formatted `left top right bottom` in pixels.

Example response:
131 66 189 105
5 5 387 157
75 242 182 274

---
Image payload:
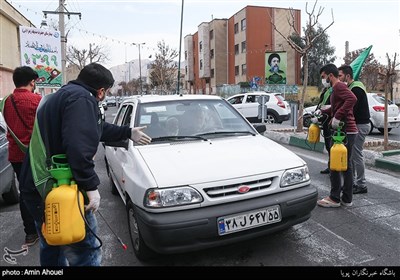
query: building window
234 23 239 34
242 64 247 75
210 49 214 59
199 41 202 53
241 41 246 53
200 59 203 70
210 29 214 40
185 51 187 60
185 66 188 75
235 66 239 76
211 69 214 78
235 44 239 55
241 18 246 31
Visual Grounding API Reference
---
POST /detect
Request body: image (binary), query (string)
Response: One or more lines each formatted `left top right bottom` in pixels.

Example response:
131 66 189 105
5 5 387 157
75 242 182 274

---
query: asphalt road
1 106 399 270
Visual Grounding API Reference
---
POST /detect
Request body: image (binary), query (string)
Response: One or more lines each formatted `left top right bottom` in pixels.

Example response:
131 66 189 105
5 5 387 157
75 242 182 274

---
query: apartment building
0 0 35 97
184 5 301 94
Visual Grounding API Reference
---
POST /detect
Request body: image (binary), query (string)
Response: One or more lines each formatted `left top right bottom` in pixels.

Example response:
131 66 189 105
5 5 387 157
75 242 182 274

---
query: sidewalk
263 123 400 172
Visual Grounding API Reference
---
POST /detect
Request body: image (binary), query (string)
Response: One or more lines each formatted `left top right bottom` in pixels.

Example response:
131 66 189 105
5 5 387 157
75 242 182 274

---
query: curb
264 127 400 172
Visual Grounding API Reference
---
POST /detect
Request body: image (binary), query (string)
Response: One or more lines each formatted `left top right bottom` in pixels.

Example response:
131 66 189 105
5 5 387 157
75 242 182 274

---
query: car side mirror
253 124 266 134
104 139 129 150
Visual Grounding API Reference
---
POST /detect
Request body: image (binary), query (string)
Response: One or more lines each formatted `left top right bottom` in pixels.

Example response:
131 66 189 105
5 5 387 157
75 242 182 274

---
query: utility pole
177 0 184 95
133 42 145 94
43 0 81 85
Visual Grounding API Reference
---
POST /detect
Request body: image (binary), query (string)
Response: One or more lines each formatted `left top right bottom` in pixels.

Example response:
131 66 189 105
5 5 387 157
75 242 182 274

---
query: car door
107 104 134 191
0 114 12 194
240 93 259 118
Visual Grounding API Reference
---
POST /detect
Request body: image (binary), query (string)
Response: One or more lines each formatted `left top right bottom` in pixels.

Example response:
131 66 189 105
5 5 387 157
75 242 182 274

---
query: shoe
340 199 353 207
317 197 340 208
320 168 330 174
353 186 368 194
24 233 39 246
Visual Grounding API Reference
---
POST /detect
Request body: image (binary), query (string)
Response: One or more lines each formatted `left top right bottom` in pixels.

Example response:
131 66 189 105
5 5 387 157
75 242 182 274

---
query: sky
7 0 400 69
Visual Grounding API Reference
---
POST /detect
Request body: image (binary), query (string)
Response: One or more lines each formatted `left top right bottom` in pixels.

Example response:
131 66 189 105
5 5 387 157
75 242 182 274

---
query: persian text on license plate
217 205 281 236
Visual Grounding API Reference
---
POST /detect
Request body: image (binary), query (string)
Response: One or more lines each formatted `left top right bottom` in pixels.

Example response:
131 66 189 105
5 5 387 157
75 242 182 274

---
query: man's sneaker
320 168 330 174
353 186 368 194
25 234 39 246
340 199 353 207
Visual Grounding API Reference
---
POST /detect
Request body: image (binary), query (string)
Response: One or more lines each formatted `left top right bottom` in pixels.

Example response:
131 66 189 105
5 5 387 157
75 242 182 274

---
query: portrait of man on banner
265 52 287 84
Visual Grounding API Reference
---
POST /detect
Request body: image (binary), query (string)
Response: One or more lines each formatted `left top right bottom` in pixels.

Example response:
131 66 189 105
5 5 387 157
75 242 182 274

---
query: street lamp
132 42 145 94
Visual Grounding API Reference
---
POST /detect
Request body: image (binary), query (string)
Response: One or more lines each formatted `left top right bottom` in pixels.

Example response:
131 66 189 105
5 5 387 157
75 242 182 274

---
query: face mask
321 77 330 88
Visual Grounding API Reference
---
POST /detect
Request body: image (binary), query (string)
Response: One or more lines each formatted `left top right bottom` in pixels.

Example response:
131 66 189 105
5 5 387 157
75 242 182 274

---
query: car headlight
144 186 203 208
280 166 310 187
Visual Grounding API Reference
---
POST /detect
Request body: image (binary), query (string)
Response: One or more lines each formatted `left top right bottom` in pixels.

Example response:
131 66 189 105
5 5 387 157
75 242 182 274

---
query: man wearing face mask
316 63 358 208
0 66 41 246
18 63 152 266
338 65 370 194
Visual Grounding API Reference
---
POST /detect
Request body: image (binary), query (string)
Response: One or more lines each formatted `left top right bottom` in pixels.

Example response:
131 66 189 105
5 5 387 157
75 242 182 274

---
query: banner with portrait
265 51 287 84
19 26 62 88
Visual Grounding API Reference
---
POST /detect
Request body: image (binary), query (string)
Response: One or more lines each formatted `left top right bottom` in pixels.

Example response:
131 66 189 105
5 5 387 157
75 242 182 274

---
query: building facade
184 5 302 95
0 0 35 98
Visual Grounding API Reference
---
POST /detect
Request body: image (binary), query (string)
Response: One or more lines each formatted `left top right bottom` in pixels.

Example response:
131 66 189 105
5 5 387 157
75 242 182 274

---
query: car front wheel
126 200 156 261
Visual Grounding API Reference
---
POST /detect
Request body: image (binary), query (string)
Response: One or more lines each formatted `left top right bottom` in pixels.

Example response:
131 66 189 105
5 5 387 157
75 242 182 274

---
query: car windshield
135 99 255 142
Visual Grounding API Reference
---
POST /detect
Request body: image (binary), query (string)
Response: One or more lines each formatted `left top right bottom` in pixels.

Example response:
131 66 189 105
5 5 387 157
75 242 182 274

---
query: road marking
289 220 375 265
295 150 400 193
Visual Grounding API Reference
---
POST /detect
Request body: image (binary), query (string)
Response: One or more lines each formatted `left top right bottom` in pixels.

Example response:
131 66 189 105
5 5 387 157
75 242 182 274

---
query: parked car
226 92 290 123
367 92 400 134
302 93 400 134
0 112 19 204
104 94 316 260
105 96 117 107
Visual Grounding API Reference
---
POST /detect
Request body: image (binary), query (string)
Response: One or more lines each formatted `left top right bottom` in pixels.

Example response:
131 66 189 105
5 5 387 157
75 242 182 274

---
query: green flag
350 45 372 81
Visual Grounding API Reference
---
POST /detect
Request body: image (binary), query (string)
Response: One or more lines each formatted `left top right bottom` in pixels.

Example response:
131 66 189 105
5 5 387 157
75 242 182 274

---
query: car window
246 95 257 103
372 94 393 105
228 96 244 104
122 105 133 126
255 95 270 103
135 99 254 141
115 105 128 125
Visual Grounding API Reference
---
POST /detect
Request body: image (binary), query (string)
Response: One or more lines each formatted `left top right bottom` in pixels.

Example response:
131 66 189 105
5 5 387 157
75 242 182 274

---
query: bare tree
149 40 178 94
270 0 334 131
67 43 110 70
379 53 398 150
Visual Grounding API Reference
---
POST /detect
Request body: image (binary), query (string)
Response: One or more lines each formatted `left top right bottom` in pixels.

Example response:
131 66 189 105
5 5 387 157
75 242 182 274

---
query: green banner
350 45 372 81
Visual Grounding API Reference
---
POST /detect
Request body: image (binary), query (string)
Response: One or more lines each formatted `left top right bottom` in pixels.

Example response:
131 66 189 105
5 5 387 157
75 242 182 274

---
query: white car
226 92 291 124
302 93 400 134
0 112 19 204
367 92 400 134
104 94 316 260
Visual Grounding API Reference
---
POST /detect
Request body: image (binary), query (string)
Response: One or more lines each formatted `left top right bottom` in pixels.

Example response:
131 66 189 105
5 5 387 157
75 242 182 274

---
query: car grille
204 177 274 198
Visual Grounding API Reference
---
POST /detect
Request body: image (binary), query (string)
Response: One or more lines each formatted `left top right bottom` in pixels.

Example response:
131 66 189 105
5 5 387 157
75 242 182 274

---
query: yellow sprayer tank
330 142 348 171
42 182 85 245
308 123 320 144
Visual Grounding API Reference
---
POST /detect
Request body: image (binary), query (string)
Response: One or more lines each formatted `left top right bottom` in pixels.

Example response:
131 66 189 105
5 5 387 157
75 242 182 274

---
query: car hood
138 135 306 187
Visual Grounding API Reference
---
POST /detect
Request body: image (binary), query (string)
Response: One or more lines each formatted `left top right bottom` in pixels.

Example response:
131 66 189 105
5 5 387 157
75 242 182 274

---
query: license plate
217 205 281 236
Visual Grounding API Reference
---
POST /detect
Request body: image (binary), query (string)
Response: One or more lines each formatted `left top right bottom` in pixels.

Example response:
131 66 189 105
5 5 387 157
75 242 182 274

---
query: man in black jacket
19 63 151 266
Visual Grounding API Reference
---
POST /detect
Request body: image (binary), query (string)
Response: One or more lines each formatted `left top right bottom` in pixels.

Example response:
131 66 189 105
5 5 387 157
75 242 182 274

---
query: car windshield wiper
151 135 208 142
196 131 256 137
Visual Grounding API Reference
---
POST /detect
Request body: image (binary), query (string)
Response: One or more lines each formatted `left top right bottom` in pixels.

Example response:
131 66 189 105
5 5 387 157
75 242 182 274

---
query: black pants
11 162 37 236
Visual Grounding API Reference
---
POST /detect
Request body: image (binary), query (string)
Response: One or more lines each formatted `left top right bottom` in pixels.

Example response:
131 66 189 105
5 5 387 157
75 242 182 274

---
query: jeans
11 162 37 236
329 133 356 204
351 123 370 188
23 193 102 266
